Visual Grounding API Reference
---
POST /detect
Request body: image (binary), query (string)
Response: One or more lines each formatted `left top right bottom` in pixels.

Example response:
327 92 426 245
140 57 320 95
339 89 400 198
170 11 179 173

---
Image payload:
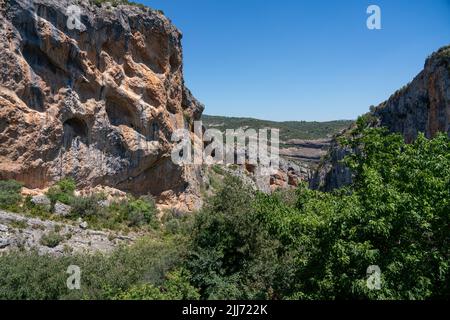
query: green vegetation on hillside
0 121 448 300
46 177 76 205
202 115 353 141
6 177 158 232
0 180 23 211
0 236 188 299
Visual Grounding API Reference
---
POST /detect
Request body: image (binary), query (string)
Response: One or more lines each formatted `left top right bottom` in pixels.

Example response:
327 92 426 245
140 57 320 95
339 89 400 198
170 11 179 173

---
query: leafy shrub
107 196 157 228
46 178 76 205
57 177 77 194
57 192 159 231
211 164 224 175
127 196 157 227
40 231 64 248
9 220 28 230
0 236 187 299
23 195 52 219
207 171 223 191
0 250 69 299
70 194 105 218
187 175 282 299
162 209 195 237
115 283 162 300
115 268 200 300
0 180 22 211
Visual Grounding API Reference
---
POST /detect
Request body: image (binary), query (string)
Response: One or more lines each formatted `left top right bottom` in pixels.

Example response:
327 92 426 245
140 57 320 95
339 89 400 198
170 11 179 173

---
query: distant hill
201 115 354 141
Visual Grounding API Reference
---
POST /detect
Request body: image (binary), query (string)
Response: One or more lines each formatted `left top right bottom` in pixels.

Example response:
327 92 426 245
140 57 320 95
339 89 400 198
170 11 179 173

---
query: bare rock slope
0 0 203 209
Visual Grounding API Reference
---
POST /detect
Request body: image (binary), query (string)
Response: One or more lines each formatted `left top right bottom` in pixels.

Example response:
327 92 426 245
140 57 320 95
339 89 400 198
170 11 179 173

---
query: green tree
188 127 449 300
187 175 283 299
0 180 22 211
116 268 200 300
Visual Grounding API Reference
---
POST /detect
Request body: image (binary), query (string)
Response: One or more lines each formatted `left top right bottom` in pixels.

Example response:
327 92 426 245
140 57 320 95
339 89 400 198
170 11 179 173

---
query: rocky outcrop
311 45 450 191
280 138 331 163
0 210 135 256
202 157 307 196
246 157 307 192
0 0 204 209
374 45 450 142
309 139 353 191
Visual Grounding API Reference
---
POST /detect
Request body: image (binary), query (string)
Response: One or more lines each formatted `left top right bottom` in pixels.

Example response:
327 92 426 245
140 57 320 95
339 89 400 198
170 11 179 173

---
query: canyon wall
374 46 450 142
310 45 450 191
0 0 204 208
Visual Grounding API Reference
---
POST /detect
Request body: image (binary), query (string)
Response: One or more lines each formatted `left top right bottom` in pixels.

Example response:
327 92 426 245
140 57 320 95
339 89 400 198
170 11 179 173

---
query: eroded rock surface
0 0 203 209
308 139 353 191
374 46 450 142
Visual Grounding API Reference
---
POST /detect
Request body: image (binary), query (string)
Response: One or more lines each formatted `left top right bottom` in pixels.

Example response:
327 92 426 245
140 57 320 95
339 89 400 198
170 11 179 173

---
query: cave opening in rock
63 118 89 149
22 43 67 96
22 85 45 112
106 101 139 131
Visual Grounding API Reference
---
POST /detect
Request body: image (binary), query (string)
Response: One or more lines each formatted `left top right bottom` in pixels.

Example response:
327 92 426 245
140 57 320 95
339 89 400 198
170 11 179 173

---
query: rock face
231 158 307 194
374 46 450 142
311 45 450 191
54 201 72 216
0 0 204 208
309 140 353 191
30 194 51 210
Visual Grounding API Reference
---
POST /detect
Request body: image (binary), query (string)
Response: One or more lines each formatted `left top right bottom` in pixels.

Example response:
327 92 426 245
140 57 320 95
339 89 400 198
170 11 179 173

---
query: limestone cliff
374 46 450 141
310 45 450 191
0 0 204 209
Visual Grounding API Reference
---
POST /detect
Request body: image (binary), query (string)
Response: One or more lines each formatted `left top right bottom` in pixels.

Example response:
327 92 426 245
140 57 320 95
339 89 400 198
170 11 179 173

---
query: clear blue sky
137 0 450 121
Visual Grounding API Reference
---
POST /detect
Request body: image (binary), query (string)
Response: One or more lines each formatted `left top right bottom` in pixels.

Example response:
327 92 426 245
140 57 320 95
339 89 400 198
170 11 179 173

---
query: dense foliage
69 194 158 230
115 268 200 300
46 177 77 205
188 126 449 299
0 236 186 299
0 126 448 299
23 177 159 231
0 180 23 211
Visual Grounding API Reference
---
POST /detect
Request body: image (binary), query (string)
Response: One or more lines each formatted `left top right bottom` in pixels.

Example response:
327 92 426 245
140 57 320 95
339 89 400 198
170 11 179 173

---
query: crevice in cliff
106 99 140 132
169 51 181 72
150 122 159 141
63 117 89 150
20 85 45 112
